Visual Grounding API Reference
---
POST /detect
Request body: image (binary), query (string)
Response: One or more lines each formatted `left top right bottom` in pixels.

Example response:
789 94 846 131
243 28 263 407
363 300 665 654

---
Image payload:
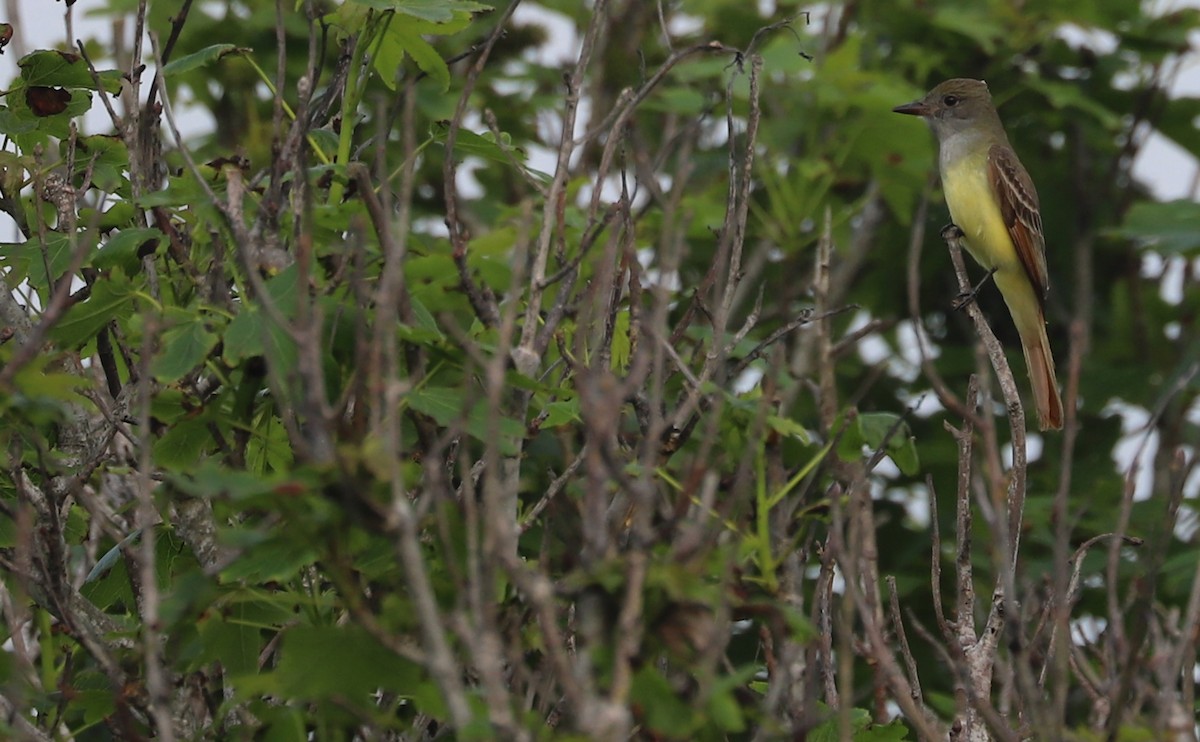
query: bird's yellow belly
941 160 1019 273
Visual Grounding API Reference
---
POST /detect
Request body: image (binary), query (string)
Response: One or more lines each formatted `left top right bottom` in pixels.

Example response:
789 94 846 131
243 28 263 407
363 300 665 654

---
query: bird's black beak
892 100 929 117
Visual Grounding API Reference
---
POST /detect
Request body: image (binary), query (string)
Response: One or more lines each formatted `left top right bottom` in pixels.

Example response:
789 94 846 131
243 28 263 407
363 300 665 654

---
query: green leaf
162 44 251 77
0 232 72 288
257 708 307 742
837 412 920 476
806 701 911 740
631 666 697 735
11 366 88 405
51 269 137 347
352 0 491 22
80 547 133 610
0 151 29 200
371 17 408 91
1109 200 1200 255
705 686 745 732
153 316 220 383
1027 78 1121 129
766 414 811 444
408 295 444 340
194 614 262 676
0 107 38 137
306 128 339 156
611 310 631 371
169 460 280 502
1121 9 1200 57
540 399 581 428
153 418 212 469
806 703 872 742
430 122 523 165
261 263 301 315
858 719 911 740
406 387 524 454
780 603 817 642
223 308 298 372
94 227 162 273
18 49 123 93
929 6 1003 53
643 86 708 115
246 410 296 474
68 671 118 727
97 201 137 232
405 386 462 425
275 625 422 701
393 25 450 90
64 503 90 544
7 84 95 139
224 266 301 366
135 170 211 208
467 399 524 455
69 134 131 193
219 537 317 583
1153 96 1200 158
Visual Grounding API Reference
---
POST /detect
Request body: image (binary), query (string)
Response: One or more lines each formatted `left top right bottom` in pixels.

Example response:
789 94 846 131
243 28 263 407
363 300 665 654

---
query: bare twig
886 576 924 709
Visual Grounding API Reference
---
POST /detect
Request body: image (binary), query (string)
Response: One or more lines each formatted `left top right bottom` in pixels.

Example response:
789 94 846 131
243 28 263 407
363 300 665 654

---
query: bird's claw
940 223 964 242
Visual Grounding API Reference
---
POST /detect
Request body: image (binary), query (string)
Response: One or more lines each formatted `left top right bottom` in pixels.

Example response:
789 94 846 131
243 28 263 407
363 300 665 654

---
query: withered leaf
26 86 71 116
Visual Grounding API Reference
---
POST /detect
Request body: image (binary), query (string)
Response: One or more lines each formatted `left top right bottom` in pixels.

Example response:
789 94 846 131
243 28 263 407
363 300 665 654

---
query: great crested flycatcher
894 78 1064 431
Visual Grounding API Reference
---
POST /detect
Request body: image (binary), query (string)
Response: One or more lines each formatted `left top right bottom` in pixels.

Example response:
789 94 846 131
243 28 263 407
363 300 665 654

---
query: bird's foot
940 223 964 242
952 268 998 312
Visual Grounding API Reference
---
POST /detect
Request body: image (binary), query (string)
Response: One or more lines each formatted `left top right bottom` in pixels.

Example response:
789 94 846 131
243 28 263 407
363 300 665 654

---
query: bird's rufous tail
1019 311 1063 431
995 270 1064 431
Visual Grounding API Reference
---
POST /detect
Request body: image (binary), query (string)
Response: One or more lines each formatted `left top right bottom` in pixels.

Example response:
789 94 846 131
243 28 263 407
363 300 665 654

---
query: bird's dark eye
943 95 960 106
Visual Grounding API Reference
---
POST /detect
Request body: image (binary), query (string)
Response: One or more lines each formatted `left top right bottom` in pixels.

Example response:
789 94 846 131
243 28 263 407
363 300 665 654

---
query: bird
894 78 1063 431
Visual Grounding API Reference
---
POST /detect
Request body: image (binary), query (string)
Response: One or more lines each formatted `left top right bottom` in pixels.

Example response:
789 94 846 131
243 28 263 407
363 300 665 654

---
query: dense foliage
0 0 1197 739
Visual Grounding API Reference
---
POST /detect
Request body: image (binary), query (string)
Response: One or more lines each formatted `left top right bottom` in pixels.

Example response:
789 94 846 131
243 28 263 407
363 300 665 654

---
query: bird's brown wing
988 143 1049 307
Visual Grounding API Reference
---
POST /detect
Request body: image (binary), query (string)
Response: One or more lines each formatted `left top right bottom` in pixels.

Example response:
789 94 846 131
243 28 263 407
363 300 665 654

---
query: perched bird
894 78 1063 431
